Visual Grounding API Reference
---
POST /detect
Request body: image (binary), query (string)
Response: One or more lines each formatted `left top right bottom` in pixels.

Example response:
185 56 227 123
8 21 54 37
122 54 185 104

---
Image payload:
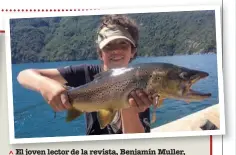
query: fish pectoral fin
157 98 164 108
66 108 83 122
151 110 156 124
97 109 116 129
151 97 164 124
151 97 158 124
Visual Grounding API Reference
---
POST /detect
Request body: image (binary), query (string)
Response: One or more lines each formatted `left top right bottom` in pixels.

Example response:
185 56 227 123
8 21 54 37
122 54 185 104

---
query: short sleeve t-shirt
57 64 150 135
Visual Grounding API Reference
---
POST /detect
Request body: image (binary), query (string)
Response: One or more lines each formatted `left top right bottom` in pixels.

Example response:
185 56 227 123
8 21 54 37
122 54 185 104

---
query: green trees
10 11 216 64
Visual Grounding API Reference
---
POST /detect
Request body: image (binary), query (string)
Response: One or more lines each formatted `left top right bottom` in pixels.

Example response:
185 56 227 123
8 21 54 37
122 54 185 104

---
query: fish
64 62 211 129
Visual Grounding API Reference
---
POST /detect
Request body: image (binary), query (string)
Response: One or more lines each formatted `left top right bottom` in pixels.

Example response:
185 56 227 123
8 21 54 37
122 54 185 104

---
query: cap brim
99 36 135 49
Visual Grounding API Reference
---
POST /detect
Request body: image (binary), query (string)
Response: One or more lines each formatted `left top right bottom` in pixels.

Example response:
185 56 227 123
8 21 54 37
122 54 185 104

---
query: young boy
17 14 152 135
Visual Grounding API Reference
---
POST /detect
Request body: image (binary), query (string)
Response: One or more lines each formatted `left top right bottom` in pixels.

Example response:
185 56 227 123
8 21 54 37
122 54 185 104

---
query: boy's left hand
128 89 153 112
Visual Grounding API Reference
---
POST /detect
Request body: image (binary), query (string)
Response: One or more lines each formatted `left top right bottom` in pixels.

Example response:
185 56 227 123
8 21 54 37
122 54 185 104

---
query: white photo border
4 5 225 144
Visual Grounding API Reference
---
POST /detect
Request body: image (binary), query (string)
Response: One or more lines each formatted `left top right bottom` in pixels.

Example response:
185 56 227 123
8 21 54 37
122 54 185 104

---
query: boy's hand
39 79 72 112
121 89 152 133
128 89 153 112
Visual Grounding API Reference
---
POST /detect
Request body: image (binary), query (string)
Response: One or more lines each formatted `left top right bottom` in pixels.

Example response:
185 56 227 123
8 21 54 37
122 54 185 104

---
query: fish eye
153 76 161 81
150 72 163 81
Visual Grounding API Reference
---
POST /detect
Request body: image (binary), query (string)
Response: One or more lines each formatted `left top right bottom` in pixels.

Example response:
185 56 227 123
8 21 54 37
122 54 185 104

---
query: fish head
147 65 211 103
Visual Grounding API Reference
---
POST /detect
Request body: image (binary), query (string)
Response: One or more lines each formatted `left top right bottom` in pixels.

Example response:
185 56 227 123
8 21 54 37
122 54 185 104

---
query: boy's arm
121 89 151 133
17 68 71 111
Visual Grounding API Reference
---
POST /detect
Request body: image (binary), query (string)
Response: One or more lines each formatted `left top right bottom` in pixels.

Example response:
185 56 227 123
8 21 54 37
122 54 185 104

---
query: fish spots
115 88 123 92
136 82 141 86
135 70 141 77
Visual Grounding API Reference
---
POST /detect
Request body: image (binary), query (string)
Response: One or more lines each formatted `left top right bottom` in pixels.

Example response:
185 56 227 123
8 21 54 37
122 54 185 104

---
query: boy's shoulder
74 63 101 71
59 63 101 73
57 63 102 87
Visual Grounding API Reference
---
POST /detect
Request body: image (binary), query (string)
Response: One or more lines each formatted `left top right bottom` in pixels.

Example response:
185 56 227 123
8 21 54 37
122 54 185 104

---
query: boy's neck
102 63 129 71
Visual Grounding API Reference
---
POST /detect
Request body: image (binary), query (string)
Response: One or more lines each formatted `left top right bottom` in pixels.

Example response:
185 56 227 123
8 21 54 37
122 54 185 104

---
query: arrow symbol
9 150 14 155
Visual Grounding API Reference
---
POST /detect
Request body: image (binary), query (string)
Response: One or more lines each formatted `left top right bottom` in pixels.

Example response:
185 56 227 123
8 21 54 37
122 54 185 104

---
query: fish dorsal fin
94 67 128 79
93 69 113 79
94 72 107 79
94 66 134 80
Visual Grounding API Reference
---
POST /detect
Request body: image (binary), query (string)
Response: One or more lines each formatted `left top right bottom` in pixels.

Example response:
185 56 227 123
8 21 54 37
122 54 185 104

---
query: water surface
12 54 219 138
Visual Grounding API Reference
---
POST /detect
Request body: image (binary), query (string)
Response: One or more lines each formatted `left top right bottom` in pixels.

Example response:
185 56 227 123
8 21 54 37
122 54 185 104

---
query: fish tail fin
66 108 83 122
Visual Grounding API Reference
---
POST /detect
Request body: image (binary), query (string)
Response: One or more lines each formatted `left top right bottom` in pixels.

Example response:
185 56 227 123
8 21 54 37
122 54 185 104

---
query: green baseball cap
97 24 136 49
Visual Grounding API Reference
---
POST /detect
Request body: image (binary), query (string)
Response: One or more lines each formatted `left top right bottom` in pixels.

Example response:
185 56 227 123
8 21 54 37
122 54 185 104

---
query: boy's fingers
42 96 59 112
61 93 72 109
128 97 136 107
136 90 152 107
54 98 65 111
129 90 142 108
50 102 60 112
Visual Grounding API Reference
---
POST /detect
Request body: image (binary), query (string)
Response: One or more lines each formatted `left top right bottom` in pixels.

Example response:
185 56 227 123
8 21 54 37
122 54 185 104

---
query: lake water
12 54 219 138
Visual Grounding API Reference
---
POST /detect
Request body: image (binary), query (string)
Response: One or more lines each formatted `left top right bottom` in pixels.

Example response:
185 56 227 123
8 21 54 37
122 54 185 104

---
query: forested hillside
10 10 216 64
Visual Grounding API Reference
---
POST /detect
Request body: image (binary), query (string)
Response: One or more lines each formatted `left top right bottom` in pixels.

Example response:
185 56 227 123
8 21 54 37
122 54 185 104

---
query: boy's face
100 39 136 70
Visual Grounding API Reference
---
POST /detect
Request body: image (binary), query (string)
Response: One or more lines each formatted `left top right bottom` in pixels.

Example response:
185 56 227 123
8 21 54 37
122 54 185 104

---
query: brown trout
65 62 211 129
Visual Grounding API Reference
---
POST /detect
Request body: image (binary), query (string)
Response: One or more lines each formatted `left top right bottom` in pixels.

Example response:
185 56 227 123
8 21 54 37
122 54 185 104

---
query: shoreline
12 53 217 65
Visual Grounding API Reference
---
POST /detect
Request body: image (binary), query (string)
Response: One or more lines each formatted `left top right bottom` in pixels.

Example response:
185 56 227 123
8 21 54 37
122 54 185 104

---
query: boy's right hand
39 79 72 112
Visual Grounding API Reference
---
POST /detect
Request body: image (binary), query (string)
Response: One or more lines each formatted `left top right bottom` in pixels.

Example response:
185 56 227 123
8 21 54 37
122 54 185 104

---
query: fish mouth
184 71 211 100
188 89 212 98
